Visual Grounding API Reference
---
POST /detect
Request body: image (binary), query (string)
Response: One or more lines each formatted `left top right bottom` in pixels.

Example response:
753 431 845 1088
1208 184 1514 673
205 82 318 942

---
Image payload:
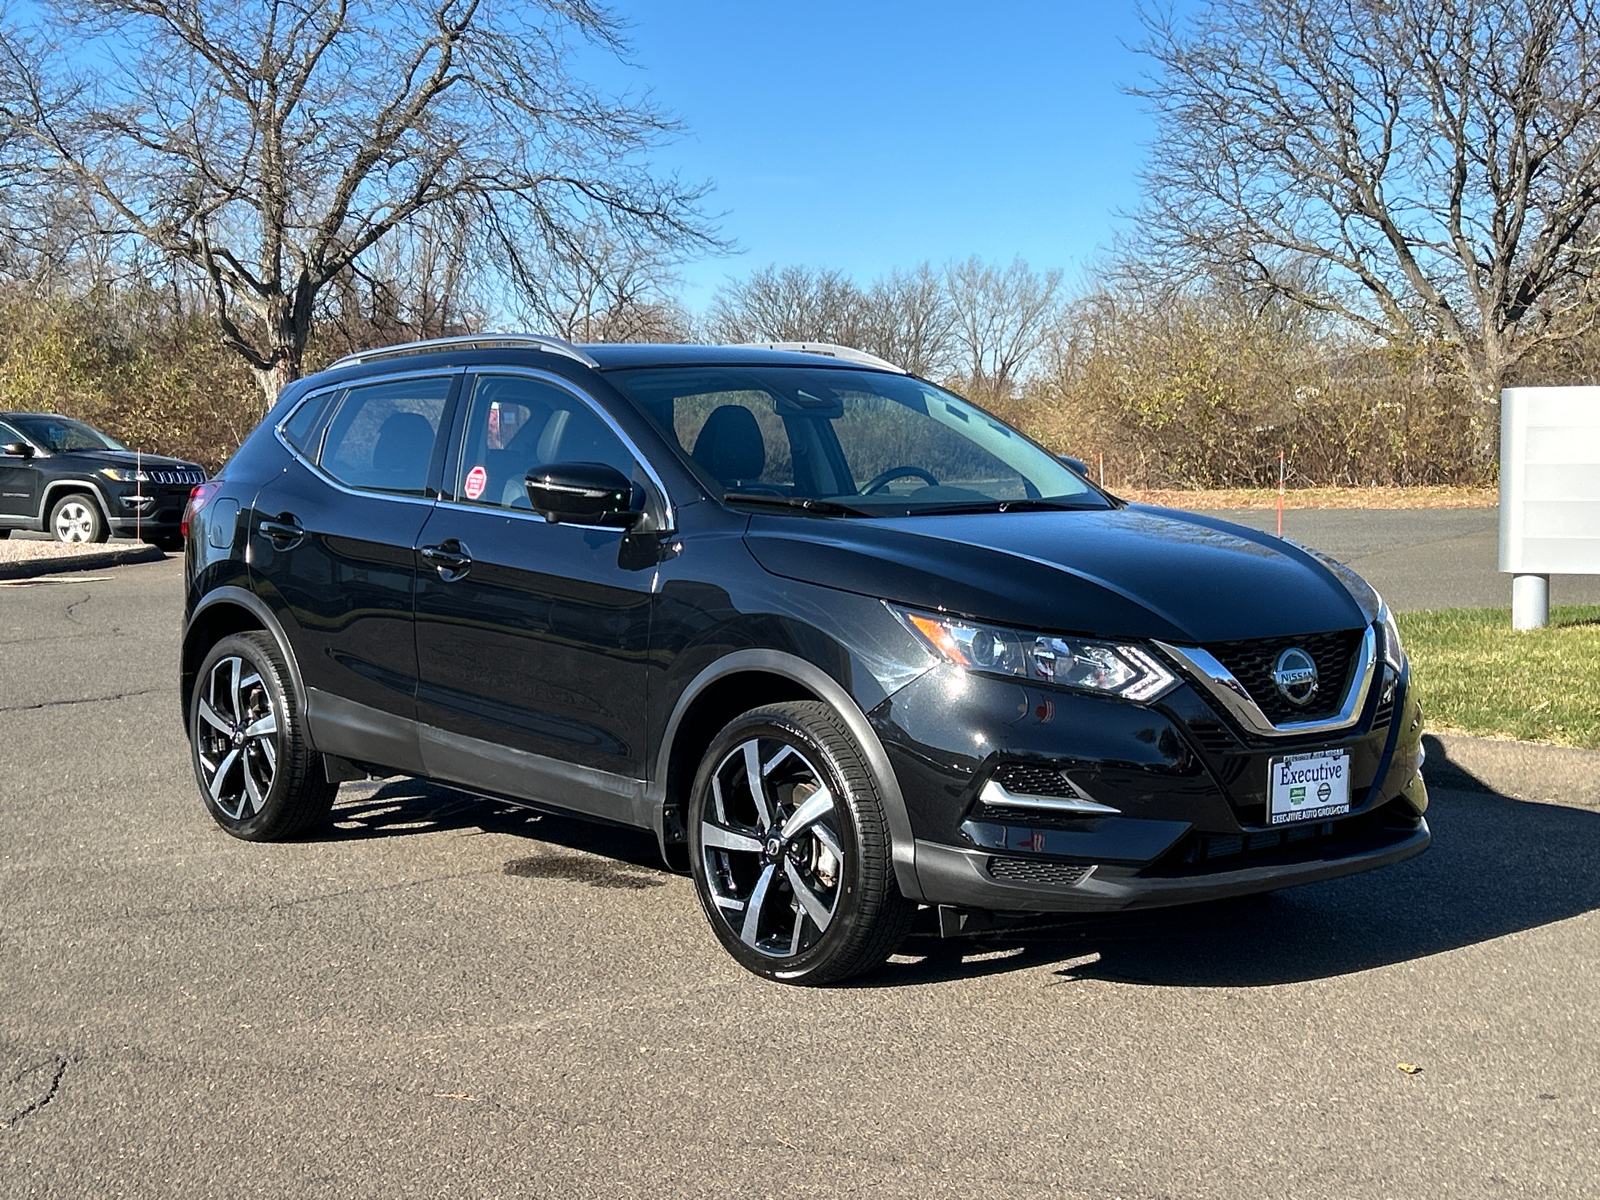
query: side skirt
304 687 651 832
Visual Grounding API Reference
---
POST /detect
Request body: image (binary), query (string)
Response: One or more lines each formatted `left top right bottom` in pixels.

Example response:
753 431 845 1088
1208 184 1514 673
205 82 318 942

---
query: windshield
11 416 126 453
607 365 1108 516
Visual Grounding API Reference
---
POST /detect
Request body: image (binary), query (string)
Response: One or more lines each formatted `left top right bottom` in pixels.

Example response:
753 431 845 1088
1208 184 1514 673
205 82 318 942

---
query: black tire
148 533 185 552
687 700 917 985
189 631 335 840
0 528 10 539
48 493 107 544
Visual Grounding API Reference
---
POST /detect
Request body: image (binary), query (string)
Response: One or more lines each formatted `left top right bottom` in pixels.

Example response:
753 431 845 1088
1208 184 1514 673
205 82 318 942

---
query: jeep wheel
49 494 107 543
190 632 335 840
688 701 916 985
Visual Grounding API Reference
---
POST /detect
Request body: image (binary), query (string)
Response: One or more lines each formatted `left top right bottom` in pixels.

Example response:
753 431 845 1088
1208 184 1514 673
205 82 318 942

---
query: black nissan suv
180 335 1429 984
1 412 206 547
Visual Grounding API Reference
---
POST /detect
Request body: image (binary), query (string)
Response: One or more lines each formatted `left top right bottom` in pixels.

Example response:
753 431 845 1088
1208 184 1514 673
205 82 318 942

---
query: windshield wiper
722 492 876 518
911 497 1108 516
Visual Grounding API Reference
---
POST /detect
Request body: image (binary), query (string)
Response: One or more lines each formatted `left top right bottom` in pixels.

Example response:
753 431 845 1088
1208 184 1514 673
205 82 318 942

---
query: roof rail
737 341 906 373
327 333 600 371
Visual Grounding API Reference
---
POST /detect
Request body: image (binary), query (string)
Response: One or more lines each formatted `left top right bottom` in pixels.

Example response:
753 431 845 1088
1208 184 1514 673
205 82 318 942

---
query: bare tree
945 255 1064 397
706 264 868 346
1135 0 1600 458
0 0 715 402
857 263 958 376
500 218 691 343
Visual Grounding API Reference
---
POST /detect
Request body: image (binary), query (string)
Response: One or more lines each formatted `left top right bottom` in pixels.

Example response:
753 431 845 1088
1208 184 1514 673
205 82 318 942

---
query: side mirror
1 441 34 458
1058 454 1089 477
525 461 642 528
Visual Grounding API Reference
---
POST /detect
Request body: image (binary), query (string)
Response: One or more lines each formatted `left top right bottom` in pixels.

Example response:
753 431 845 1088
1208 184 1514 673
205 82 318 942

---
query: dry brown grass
1120 484 1497 510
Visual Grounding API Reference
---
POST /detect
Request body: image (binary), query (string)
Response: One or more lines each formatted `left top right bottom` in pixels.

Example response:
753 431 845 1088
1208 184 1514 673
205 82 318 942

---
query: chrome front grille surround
1154 625 1377 739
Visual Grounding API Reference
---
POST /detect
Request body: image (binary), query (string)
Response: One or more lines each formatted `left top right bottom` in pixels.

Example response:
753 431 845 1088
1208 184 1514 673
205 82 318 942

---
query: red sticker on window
463 465 487 500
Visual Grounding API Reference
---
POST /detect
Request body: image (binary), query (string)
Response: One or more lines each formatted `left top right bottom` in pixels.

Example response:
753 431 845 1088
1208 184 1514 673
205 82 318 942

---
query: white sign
1500 387 1600 575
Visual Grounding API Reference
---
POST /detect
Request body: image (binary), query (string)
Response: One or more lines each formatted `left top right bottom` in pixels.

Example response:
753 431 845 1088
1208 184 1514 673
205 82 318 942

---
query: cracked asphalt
3 537 1599 1198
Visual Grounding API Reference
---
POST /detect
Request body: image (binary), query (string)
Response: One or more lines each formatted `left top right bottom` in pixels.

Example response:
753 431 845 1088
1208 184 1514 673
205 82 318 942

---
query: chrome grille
1203 629 1363 723
147 468 206 486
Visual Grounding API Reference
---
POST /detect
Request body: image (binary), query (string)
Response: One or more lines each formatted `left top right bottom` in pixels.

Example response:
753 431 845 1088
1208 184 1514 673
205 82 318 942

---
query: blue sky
585 2 1177 306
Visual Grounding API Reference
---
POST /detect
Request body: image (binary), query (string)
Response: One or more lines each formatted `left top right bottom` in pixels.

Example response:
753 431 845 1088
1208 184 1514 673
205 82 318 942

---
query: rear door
412 370 663 821
249 372 460 773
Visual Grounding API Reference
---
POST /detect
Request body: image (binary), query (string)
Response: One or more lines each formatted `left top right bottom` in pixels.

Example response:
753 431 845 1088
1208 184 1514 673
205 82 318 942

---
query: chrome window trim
1153 625 1378 739
447 365 676 533
271 369 461 509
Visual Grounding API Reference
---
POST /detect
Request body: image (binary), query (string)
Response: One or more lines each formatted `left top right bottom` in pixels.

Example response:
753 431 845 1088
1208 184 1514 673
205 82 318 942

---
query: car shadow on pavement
318 776 668 874
876 735 1600 988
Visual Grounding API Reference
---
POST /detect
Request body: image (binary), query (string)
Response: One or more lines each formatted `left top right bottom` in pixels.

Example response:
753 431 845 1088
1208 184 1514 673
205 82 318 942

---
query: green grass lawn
1398 605 1600 749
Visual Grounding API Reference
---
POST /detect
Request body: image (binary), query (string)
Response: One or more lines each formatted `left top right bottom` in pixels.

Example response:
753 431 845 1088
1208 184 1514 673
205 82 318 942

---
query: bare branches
1133 0 1600 443
0 0 719 398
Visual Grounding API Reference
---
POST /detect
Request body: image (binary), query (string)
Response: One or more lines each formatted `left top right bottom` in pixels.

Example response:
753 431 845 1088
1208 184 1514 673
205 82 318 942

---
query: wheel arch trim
652 648 924 901
41 478 114 529
183 587 308 742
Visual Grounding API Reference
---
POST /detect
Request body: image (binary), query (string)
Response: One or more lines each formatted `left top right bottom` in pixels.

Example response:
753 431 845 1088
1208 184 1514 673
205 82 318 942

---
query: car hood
743 504 1375 644
57 449 204 473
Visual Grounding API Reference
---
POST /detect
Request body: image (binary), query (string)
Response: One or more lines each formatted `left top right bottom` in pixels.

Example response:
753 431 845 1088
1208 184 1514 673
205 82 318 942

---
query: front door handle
259 515 304 549
420 541 472 580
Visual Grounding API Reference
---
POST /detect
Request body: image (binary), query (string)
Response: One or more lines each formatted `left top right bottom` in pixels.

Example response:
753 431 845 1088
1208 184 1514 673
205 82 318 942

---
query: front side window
10 416 125 453
609 366 1107 516
450 374 642 510
318 376 452 495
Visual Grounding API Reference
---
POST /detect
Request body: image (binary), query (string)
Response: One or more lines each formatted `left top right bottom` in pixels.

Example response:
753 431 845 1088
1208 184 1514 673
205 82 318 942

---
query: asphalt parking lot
3 525 1598 1198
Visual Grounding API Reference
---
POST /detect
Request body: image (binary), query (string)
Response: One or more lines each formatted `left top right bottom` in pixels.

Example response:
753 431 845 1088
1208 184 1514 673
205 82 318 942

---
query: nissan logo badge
1273 647 1319 706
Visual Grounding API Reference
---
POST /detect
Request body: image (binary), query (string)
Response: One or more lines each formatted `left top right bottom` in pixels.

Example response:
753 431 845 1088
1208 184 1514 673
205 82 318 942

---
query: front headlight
99 466 149 483
892 605 1179 702
1377 598 1405 671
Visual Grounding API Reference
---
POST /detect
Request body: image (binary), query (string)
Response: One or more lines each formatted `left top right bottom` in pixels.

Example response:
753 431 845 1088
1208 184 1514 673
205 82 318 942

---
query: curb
1423 731 1600 809
0 543 168 581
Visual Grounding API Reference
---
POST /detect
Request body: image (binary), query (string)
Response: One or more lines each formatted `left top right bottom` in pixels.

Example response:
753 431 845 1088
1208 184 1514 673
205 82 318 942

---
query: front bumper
914 783 1430 913
872 661 1428 914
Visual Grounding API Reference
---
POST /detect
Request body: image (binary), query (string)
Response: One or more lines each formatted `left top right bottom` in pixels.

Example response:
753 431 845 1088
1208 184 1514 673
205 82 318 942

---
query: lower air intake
985 857 1093 887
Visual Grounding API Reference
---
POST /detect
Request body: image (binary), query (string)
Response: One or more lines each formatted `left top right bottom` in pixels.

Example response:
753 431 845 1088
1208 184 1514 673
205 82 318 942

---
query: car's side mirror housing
1058 454 1089 477
525 462 642 529
1 441 34 458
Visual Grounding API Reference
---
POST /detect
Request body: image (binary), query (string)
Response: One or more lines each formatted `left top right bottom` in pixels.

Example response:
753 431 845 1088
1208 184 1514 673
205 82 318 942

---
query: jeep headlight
99 466 149 483
893 605 1178 702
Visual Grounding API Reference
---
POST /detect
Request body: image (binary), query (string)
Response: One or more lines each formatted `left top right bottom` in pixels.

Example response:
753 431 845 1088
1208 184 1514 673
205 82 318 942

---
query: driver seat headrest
691 405 766 485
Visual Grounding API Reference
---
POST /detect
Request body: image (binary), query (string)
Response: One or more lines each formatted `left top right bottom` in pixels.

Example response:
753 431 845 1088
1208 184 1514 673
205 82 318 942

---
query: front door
249 373 458 773
0 421 39 522
412 371 660 822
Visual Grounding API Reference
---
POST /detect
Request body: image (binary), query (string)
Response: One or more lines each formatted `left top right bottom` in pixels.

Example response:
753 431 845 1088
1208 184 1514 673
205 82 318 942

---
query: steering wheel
861 465 939 495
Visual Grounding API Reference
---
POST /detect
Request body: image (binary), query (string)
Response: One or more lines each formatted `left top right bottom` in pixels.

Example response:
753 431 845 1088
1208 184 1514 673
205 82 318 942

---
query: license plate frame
1267 749 1351 825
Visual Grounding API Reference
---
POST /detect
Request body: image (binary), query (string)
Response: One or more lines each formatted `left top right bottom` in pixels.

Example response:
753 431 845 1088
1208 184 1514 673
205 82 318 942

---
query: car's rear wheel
49 494 107 543
688 701 916 985
190 632 335 840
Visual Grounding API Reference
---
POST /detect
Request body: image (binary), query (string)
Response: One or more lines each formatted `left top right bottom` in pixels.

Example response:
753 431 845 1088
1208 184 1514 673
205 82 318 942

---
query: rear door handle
420 541 472 580
259 516 304 549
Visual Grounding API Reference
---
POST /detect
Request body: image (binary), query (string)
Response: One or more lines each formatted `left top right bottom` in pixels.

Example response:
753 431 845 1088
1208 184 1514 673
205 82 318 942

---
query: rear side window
281 390 337 457
319 376 453 495
451 374 642 509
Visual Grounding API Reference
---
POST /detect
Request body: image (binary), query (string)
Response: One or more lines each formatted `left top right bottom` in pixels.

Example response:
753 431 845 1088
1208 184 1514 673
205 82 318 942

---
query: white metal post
1512 574 1550 631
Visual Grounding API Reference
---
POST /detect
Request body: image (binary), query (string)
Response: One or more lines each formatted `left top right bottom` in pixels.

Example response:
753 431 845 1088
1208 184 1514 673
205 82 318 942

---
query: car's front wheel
49 494 107 543
190 632 336 840
688 701 916 985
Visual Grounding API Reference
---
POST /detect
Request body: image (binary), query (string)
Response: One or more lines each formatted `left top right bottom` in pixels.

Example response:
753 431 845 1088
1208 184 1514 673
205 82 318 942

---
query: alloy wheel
195 655 279 821
53 500 97 542
699 737 846 959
